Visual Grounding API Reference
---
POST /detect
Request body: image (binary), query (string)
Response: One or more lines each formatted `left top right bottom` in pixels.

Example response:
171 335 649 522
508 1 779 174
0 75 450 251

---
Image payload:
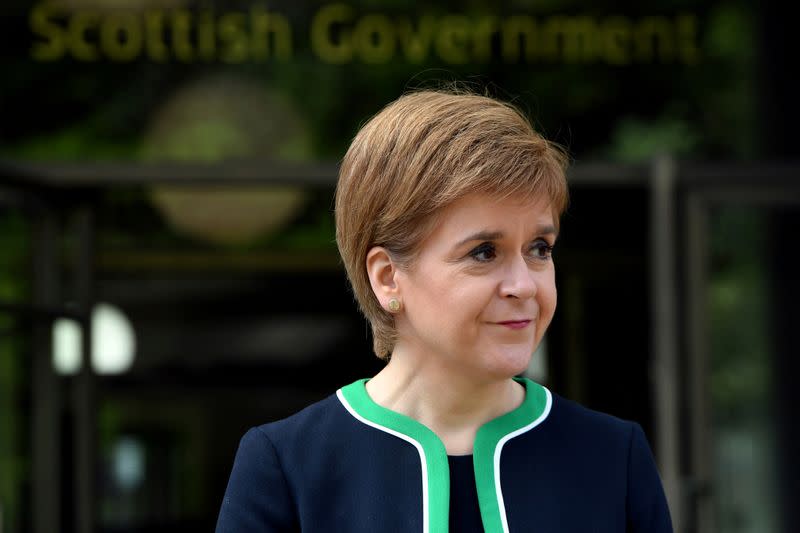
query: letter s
30 3 66 61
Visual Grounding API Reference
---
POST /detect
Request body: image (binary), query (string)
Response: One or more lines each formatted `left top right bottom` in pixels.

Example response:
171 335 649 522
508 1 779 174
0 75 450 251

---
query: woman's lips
496 320 532 330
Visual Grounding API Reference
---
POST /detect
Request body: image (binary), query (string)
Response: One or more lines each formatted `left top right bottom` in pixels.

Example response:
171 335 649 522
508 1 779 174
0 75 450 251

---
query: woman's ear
365 246 399 307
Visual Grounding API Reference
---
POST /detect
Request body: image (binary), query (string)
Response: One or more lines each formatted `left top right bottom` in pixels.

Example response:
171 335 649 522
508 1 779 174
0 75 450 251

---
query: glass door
684 173 800 533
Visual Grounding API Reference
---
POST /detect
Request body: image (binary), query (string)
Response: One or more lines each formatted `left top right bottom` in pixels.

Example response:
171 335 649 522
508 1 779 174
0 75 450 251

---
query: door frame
681 164 800 533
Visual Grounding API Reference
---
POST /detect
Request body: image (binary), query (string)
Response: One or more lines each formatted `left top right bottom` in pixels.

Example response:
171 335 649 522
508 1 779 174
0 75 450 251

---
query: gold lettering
502 15 538 62
69 11 100 61
564 17 597 62
101 13 143 62
311 4 353 64
541 16 597 63
634 16 675 62
251 4 292 61
676 14 701 65
26 6 700 67
601 16 631 65
30 3 66 61
396 16 436 64
436 15 470 64
219 13 249 63
172 10 193 62
354 14 394 64
144 10 168 62
473 16 498 63
197 7 216 61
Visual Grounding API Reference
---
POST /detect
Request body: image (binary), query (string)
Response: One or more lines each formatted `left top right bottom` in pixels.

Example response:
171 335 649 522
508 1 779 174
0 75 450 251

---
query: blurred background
0 0 798 532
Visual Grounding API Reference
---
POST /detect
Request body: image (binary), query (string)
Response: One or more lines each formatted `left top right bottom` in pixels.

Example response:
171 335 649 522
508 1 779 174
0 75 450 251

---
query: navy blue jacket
216 378 673 532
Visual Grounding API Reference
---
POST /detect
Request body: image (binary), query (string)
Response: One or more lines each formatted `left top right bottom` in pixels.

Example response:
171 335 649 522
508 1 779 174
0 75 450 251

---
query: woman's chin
480 346 533 379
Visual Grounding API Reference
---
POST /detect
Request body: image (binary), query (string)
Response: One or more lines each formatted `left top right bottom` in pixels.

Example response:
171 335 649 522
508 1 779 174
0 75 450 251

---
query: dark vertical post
30 203 61 533
685 193 712 533
72 207 95 533
756 15 800 526
769 206 800 533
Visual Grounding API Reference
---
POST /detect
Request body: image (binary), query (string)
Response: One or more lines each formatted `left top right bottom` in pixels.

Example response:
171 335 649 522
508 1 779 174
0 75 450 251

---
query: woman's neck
364 345 525 455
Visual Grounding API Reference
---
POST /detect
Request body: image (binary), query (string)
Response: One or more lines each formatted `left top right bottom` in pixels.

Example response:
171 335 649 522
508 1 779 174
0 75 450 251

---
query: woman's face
393 192 558 382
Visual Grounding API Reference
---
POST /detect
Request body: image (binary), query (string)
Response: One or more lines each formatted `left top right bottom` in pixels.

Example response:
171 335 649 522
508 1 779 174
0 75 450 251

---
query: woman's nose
499 256 537 300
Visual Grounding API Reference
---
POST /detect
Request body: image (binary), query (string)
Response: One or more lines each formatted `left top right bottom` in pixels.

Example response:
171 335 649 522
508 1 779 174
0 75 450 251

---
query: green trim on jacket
337 377 552 533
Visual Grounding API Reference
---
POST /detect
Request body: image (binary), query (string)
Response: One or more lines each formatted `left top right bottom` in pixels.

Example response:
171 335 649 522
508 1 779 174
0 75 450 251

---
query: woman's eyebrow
454 230 503 248
453 225 558 248
535 225 558 237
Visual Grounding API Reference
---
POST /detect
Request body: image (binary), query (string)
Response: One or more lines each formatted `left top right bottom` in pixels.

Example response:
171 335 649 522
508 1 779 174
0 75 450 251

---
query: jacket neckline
336 376 552 533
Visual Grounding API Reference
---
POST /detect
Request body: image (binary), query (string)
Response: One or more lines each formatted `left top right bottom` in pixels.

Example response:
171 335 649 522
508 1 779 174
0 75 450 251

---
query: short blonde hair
335 90 569 359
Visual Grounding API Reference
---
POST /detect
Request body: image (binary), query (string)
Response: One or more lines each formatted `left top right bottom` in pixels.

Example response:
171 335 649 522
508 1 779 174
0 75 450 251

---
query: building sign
30 2 701 65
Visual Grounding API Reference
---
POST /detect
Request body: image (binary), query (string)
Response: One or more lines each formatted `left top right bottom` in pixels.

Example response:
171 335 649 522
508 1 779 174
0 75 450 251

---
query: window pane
709 206 779 533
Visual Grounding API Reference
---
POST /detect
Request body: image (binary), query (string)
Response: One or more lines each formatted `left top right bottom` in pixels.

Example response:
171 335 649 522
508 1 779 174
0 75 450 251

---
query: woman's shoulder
541 389 646 451
217 392 352 532
548 390 635 430
542 391 673 531
251 389 349 447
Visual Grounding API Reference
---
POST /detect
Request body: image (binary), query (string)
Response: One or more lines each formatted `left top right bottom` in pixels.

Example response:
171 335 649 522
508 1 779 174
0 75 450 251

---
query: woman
216 90 673 532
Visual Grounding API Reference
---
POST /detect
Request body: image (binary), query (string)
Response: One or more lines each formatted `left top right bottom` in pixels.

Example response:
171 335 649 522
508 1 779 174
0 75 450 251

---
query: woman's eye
529 241 554 260
469 243 496 262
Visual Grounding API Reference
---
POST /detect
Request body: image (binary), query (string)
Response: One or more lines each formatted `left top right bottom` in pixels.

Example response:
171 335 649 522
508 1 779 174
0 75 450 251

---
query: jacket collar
337 377 552 533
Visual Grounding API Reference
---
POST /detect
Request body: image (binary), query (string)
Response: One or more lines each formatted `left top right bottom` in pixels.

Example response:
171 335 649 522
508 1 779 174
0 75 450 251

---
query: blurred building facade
1 1 798 532
1 159 798 533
